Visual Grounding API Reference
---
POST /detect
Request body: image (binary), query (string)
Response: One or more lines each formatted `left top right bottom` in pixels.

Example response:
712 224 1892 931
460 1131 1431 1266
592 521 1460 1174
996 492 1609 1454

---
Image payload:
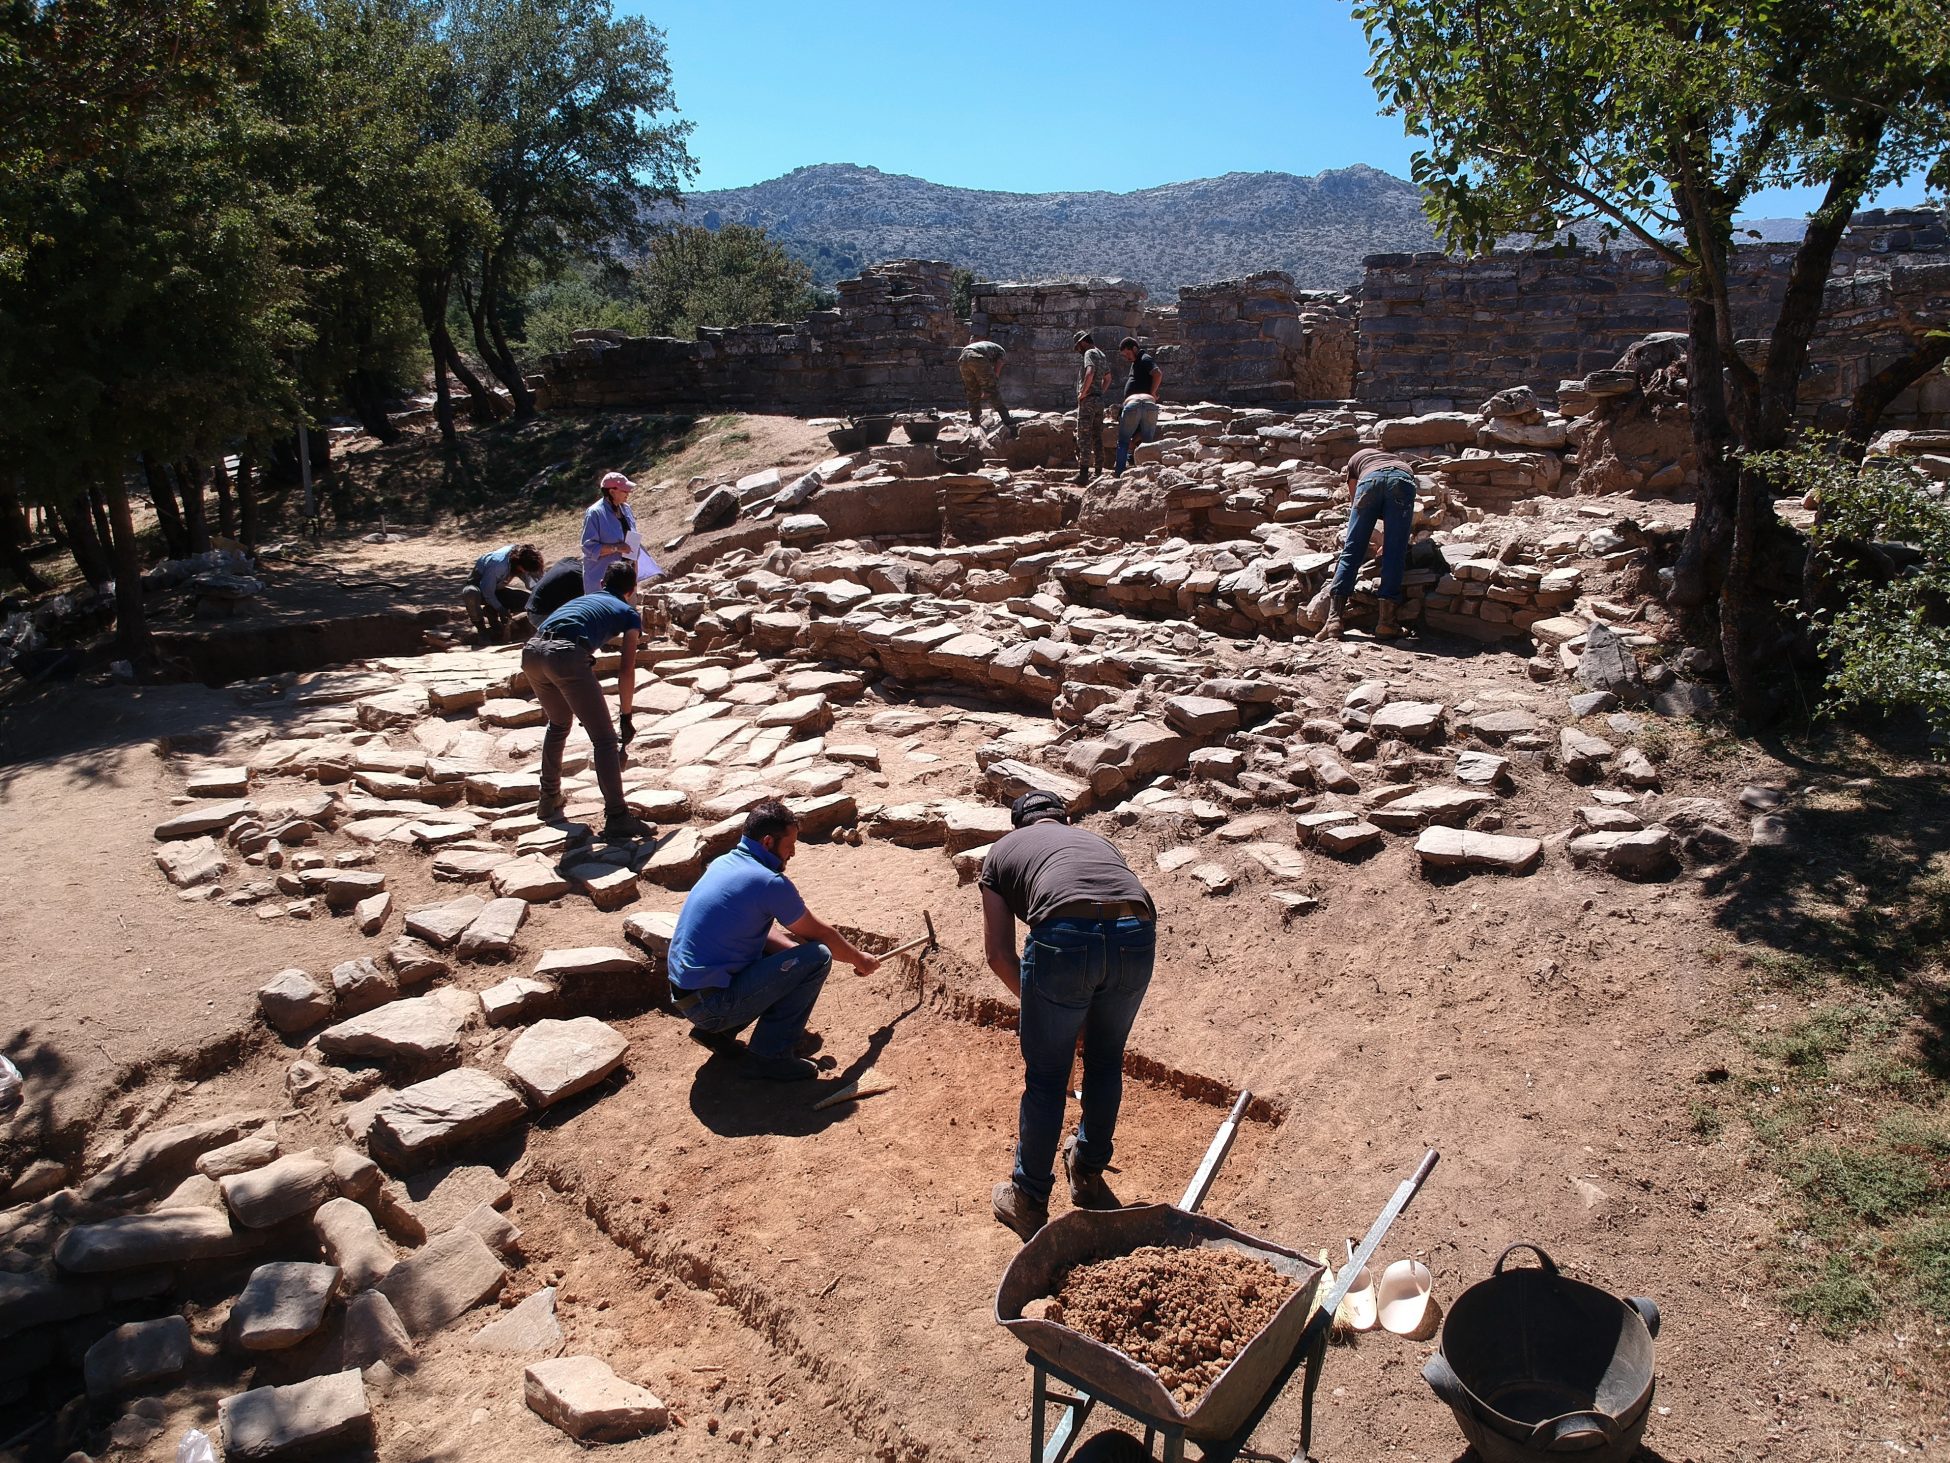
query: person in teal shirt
523 560 650 842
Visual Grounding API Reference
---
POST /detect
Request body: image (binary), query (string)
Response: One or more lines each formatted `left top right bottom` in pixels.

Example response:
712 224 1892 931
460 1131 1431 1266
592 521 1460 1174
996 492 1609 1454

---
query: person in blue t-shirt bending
463 542 544 641
522 559 651 843
666 800 882 1082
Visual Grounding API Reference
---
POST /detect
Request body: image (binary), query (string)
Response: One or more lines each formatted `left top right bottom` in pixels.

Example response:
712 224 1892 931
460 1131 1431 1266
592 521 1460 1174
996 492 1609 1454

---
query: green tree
1355 0 1950 717
0 0 295 661
635 223 822 340
444 0 694 418
1756 442 1950 743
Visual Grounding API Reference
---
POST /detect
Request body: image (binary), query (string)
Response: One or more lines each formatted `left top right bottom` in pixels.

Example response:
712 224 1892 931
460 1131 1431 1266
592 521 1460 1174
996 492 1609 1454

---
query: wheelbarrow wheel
1070 1431 1151 1463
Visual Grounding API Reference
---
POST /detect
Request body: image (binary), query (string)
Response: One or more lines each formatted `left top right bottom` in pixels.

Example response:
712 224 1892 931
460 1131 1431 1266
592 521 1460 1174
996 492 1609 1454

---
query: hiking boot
534 793 565 824
601 812 654 842
743 1053 819 1082
1314 595 1349 641
991 1181 1049 1241
1062 1137 1120 1210
1073 469 1089 487
1374 599 1404 640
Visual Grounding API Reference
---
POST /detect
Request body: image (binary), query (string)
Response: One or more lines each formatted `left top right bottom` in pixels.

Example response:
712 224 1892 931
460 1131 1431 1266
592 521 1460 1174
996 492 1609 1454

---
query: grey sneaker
992 1181 1049 1240
1062 1138 1120 1210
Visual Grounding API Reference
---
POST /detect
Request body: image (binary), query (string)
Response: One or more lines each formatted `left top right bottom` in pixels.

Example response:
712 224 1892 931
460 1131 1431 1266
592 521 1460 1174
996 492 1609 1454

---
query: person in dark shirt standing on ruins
979 789 1157 1239
1114 336 1162 475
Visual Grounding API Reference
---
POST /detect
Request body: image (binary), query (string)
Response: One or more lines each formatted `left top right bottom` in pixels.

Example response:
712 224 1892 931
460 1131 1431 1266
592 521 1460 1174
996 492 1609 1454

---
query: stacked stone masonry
1358 209 1950 428
539 208 1946 430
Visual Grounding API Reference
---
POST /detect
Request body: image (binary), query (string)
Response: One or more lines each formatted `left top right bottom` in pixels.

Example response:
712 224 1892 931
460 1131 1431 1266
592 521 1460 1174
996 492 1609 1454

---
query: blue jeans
1114 398 1160 473
682 941 832 1059
1329 468 1417 603
1013 917 1155 1203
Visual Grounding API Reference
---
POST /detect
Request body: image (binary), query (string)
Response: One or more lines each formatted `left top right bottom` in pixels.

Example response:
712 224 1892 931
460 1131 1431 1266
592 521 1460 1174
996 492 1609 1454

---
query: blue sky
624 0 1932 220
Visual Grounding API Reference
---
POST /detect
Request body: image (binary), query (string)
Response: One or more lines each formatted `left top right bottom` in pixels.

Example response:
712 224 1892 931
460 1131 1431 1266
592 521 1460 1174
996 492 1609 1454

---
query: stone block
221 1154 337 1229
376 1227 508 1335
471 1286 561 1356
258 970 332 1035
232 1262 339 1351
57 1209 253 1274
82 1316 191 1397
339 1290 415 1373
525 1355 668 1442
503 1019 629 1108
368 1069 529 1172
317 997 466 1073
1413 826 1543 873
219 1370 373 1461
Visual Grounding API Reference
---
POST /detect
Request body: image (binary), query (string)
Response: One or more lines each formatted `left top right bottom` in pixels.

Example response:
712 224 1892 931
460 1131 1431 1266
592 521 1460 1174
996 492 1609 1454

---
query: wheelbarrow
996 1093 1439 1463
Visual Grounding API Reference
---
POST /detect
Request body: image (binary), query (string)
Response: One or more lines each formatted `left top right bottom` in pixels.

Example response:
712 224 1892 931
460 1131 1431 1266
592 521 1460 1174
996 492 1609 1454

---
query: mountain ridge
663 162 1441 294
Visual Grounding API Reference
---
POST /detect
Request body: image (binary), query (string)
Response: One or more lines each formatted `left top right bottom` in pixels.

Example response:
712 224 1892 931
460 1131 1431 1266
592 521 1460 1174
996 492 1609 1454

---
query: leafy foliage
1755 442 1950 741
634 223 820 341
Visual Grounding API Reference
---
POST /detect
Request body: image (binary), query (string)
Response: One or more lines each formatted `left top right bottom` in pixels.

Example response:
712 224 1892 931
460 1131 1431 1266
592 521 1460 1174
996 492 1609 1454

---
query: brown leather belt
1043 900 1152 923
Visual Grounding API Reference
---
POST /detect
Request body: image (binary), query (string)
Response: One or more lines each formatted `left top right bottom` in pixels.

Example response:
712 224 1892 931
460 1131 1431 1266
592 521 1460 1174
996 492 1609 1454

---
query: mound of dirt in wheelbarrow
1035 1245 1298 1408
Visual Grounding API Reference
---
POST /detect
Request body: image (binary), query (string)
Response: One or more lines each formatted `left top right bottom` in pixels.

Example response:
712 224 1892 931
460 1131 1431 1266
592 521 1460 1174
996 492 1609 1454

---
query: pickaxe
879 910 938 962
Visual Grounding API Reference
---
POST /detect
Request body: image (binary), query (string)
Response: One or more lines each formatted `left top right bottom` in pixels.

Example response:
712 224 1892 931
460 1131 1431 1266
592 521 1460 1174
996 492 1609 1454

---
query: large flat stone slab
220 1370 373 1461
154 799 254 841
503 1019 629 1108
457 896 529 960
56 1209 253 1273
368 1068 529 1172
83 1316 191 1397
376 1226 508 1335
491 854 573 902
1414 826 1543 874
232 1262 339 1351
403 893 488 949
401 1163 512 1235
525 1355 668 1441
317 996 466 1071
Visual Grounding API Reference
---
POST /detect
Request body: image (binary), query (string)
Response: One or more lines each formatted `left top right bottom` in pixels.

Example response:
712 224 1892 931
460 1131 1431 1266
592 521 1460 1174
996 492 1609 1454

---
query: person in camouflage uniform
958 338 1016 437
1072 331 1111 484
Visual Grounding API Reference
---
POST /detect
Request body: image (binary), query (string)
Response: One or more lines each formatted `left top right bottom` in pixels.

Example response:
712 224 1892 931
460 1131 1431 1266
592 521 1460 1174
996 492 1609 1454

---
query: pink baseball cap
600 471 633 493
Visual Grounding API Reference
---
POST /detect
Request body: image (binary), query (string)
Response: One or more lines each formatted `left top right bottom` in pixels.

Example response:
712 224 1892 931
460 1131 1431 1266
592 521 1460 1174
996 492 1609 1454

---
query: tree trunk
89 487 115 566
99 473 152 667
1843 334 1950 454
316 424 352 525
211 457 236 539
140 453 190 559
236 452 260 549
0 485 49 593
53 493 113 586
439 329 500 425
176 460 211 552
464 256 535 420
1672 288 1740 613
344 369 402 443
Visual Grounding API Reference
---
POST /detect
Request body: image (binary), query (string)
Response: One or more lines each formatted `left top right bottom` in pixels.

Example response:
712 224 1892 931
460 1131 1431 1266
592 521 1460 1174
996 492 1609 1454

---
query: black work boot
991 1181 1049 1240
601 811 653 842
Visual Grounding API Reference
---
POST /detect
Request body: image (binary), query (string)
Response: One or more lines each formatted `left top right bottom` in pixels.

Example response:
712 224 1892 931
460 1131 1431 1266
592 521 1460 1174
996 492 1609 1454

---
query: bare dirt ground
2 414 1947 1463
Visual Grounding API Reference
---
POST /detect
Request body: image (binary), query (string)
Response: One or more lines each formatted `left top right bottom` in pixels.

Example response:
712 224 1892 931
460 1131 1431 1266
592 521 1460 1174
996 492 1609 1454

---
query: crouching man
980 790 1157 1239
666 800 882 1082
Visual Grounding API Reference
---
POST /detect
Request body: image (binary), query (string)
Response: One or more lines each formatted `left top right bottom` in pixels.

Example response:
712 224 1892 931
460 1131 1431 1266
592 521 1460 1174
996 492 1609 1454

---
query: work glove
618 713 636 747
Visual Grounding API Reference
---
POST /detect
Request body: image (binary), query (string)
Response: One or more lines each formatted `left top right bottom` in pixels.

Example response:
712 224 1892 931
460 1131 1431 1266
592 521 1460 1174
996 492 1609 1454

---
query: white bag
175 1430 217 1463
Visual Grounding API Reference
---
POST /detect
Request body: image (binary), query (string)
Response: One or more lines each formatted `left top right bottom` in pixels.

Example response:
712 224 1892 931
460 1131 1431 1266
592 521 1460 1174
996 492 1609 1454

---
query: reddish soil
2 428 1946 1463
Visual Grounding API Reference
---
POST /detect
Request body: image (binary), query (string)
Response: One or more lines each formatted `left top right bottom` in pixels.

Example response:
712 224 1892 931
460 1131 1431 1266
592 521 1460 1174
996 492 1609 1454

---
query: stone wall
1146 273 1358 405
1357 209 1950 428
538 260 967 414
539 263 1362 415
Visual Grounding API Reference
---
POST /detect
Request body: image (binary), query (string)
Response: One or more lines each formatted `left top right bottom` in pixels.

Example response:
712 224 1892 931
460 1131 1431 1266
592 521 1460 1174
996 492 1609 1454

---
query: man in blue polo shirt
667 800 881 1081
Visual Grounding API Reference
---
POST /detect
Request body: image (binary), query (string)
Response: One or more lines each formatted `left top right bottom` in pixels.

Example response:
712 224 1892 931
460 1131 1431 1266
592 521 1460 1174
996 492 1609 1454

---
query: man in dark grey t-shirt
979 789 1157 1239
